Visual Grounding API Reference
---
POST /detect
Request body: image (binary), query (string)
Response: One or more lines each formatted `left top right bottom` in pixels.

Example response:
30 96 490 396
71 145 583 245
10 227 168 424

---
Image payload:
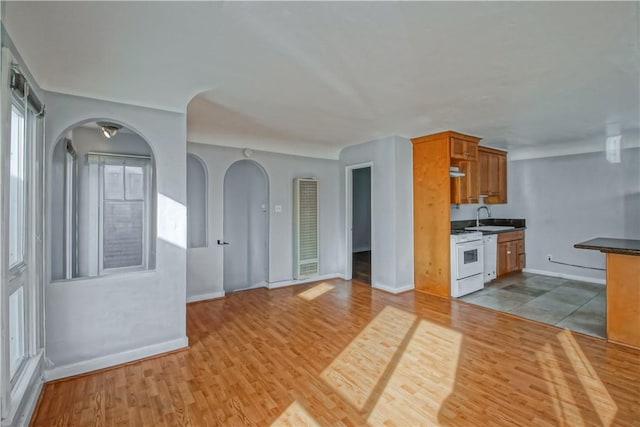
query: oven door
455 241 484 280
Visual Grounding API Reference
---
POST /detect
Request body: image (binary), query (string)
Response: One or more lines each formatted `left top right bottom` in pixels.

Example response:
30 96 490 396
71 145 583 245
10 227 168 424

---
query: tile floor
460 272 606 338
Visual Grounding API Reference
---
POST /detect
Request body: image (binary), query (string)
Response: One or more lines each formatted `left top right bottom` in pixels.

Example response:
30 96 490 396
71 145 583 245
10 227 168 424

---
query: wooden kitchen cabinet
451 160 479 204
411 130 481 296
450 135 478 161
497 230 525 277
478 146 507 204
449 132 481 205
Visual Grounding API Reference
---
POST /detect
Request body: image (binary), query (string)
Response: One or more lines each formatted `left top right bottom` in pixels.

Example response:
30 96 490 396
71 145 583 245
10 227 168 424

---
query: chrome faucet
476 205 492 227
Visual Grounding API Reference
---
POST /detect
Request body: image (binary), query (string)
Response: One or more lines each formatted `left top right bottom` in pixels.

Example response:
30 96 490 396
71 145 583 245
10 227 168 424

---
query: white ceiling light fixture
97 121 122 139
605 135 621 163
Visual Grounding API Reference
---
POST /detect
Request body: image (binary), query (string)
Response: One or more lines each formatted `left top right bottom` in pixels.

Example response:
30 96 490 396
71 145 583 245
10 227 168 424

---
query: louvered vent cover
293 179 319 279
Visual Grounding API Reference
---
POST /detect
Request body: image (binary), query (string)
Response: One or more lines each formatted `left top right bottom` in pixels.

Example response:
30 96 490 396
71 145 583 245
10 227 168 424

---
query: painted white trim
268 273 345 290
45 337 189 381
372 282 415 294
2 352 44 427
186 291 225 303
522 268 606 285
11 377 42 427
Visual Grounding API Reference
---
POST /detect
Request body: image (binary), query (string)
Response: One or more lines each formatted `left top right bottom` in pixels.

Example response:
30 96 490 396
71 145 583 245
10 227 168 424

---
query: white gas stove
450 231 484 297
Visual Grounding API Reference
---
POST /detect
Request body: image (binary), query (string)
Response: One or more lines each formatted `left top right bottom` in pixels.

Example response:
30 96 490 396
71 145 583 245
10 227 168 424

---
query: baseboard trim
522 268 606 285
44 337 189 381
268 273 345 290
372 282 415 294
186 291 225 303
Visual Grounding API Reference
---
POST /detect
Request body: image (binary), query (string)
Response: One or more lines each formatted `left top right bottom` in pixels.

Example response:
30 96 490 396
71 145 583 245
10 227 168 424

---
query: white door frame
345 162 373 282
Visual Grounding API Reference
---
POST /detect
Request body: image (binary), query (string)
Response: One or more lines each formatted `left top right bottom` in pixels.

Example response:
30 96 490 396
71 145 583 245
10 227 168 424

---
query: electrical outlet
547 254 552 261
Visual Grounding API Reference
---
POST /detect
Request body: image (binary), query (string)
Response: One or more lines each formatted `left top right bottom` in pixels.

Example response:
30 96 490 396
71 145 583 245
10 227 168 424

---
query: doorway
346 164 372 285
223 160 269 292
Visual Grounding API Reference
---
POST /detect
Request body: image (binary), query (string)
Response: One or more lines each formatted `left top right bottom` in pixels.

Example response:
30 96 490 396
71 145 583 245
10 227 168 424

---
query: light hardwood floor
32 279 639 426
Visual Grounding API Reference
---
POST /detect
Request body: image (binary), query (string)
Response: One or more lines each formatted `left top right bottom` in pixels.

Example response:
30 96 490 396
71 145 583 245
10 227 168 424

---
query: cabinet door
498 241 519 276
497 242 509 276
518 253 526 270
450 138 466 159
488 154 500 195
507 242 519 273
498 154 507 203
465 140 478 160
478 149 490 196
451 160 479 204
451 138 478 160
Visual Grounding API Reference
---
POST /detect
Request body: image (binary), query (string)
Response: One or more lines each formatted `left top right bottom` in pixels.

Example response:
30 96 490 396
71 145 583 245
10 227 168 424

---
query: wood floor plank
32 279 640 426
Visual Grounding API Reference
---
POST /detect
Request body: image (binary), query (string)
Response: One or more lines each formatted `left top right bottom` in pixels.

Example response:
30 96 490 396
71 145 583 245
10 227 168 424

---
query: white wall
339 136 414 293
43 92 187 379
497 147 640 281
186 142 341 301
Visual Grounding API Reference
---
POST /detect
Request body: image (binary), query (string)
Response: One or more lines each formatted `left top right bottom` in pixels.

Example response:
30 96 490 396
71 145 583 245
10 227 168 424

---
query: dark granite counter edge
479 227 526 236
451 218 527 234
574 243 640 256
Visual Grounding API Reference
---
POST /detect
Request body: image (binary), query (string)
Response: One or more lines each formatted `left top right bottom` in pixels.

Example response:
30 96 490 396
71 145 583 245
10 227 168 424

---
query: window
87 155 152 275
2 59 46 425
8 98 30 381
9 287 25 379
9 104 26 268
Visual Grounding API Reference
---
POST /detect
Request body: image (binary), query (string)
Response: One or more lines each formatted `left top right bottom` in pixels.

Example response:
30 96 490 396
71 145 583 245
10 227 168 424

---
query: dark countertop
451 218 526 235
574 238 640 256
477 227 526 236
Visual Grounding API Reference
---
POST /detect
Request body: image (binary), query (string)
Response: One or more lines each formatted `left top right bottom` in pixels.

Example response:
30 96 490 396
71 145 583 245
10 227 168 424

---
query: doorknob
217 240 230 245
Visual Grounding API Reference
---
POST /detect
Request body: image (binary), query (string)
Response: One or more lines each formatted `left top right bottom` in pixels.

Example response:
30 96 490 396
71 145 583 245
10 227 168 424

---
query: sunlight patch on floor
366 319 462 426
298 282 335 301
271 401 320 427
537 343 585 426
557 329 617 426
320 306 416 410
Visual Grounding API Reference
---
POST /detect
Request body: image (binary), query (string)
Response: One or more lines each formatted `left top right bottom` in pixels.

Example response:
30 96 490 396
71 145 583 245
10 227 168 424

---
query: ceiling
4 2 639 159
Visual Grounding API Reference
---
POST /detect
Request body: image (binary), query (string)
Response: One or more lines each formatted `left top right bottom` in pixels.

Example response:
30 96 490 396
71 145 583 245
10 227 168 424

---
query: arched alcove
223 159 270 292
50 121 157 281
187 153 208 248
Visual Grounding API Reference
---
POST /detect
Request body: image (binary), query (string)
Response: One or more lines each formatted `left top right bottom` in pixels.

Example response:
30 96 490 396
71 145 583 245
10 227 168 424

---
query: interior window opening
51 122 157 281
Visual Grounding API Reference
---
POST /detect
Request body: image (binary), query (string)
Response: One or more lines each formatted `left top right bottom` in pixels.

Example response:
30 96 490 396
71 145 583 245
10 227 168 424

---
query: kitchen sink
465 225 516 232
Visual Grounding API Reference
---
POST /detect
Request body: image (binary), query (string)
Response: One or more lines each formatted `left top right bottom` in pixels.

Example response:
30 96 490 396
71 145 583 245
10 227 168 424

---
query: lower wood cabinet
497 230 525 277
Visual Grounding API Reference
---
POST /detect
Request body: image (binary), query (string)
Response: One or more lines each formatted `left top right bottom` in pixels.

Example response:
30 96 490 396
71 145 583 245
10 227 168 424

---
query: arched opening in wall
187 153 208 248
50 122 157 281
223 160 269 292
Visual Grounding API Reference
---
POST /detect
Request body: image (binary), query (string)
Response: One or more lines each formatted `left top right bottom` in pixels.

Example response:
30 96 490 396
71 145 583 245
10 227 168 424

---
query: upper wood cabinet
451 160 479 204
450 135 479 161
477 146 507 204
